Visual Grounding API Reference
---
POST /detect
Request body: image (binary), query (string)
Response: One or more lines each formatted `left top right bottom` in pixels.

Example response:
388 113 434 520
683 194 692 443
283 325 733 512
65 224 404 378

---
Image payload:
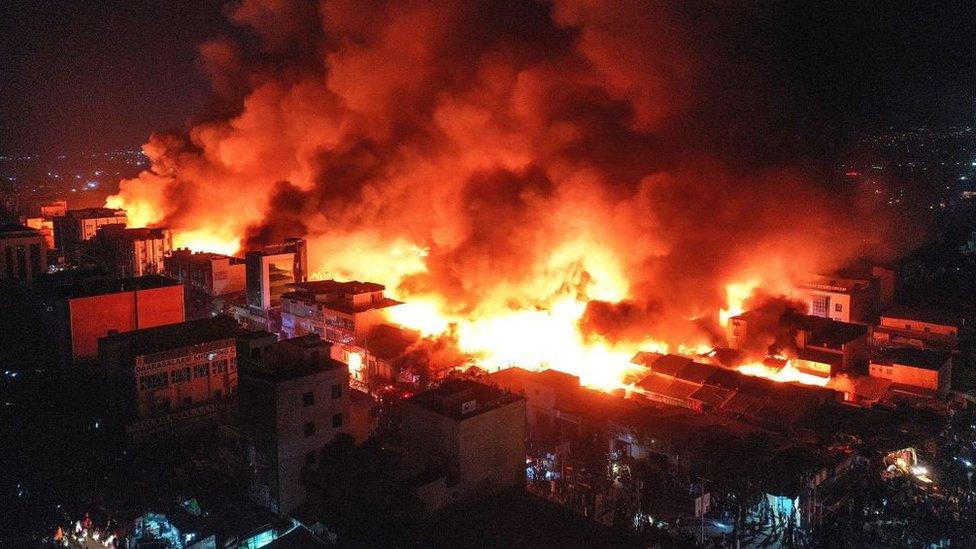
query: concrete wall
69 284 184 360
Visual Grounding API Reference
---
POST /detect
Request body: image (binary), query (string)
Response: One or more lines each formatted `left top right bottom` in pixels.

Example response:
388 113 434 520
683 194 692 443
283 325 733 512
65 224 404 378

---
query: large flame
102 0 892 395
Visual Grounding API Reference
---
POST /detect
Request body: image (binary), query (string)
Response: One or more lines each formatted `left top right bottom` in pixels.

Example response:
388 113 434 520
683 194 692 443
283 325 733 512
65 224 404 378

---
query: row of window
301 384 343 407
303 414 343 437
138 359 235 392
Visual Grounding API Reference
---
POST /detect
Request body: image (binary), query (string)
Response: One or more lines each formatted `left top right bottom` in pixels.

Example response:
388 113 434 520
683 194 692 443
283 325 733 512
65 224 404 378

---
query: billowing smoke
110 0 901 355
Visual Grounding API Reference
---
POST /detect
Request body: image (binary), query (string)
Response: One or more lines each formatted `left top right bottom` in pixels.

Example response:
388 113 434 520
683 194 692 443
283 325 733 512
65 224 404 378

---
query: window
811 295 830 318
229 358 236 372
332 414 343 429
170 366 190 384
305 451 316 465
331 384 342 399
303 421 315 437
139 371 168 392
303 392 315 407
194 363 210 378
214 359 227 373
834 303 843 312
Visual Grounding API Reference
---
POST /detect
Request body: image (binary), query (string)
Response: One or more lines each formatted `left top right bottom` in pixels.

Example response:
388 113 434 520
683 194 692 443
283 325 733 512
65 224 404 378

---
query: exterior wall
246 252 296 310
212 258 246 295
869 361 947 393
796 289 853 323
273 368 349 515
68 284 185 360
132 341 237 419
401 398 526 507
0 233 46 284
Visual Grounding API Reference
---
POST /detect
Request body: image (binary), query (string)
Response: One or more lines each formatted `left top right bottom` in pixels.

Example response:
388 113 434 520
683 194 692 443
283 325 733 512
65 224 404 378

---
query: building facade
0 224 47 285
98 316 241 440
280 280 402 388
872 306 963 353
793 274 879 324
53 207 127 261
164 249 246 296
239 334 350 515
91 224 173 277
46 274 185 361
869 347 952 397
399 380 526 510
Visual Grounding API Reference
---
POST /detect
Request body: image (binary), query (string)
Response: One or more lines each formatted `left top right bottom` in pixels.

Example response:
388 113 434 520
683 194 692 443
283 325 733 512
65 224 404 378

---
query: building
0 224 47 285
24 217 55 250
40 200 68 219
44 274 185 362
91 224 173 277
53 207 127 261
239 334 350 515
872 306 964 353
245 238 308 311
164 248 246 296
399 380 526 511
728 309 868 377
280 280 402 374
869 347 952 398
793 273 879 323
98 315 241 440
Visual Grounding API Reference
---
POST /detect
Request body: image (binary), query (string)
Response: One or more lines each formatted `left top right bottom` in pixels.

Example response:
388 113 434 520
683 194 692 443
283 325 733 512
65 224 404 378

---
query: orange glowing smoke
102 0 893 394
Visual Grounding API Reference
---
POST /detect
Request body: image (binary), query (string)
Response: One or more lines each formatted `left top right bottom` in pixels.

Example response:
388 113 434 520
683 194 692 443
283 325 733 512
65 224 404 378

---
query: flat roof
100 315 241 357
407 379 522 420
61 274 182 299
881 305 965 327
290 279 386 294
872 347 950 371
0 223 40 236
168 249 243 263
64 207 126 219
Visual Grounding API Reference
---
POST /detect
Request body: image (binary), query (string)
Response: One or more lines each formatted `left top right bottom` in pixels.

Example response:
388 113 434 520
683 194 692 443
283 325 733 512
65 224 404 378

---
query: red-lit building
45 274 185 362
99 315 241 441
164 249 246 296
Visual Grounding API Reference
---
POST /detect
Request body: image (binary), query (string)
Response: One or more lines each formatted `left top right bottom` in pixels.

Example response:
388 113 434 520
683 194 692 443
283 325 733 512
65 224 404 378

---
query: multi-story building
98 315 241 440
869 347 952 398
43 274 185 362
53 207 127 261
244 238 308 311
91 224 173 277
239 334 349 515
0 224 47 285
40 200 67 219
164 249 246 296
399 380 526 511
280 280 402 378
24 217 55 250
793 273 879 324
728 309 868 377
872 306 964 353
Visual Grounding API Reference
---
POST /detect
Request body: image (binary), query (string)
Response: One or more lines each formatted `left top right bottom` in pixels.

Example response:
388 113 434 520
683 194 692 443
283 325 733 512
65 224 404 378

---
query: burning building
164 248 247 297
103 0 906 394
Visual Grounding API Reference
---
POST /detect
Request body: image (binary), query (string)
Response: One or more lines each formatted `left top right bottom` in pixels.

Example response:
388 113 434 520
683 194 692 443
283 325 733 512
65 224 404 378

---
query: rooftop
872 347 950 371
168 248 243 264
0 223 41 237
57 273 182 299
881 305 966 327
64 207 126 219
407 379 522 420
289 279 386 295
795 313 867 347
95 225 169 241
99 315 240 358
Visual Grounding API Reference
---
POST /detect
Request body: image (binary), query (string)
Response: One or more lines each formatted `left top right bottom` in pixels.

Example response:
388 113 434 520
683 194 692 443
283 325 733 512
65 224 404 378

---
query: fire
719 279 760 327
173 230 240 256
736 360 830 387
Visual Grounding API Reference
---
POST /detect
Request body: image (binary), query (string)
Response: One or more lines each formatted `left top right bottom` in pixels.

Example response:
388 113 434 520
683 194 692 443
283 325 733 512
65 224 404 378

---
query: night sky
0 0 973 156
